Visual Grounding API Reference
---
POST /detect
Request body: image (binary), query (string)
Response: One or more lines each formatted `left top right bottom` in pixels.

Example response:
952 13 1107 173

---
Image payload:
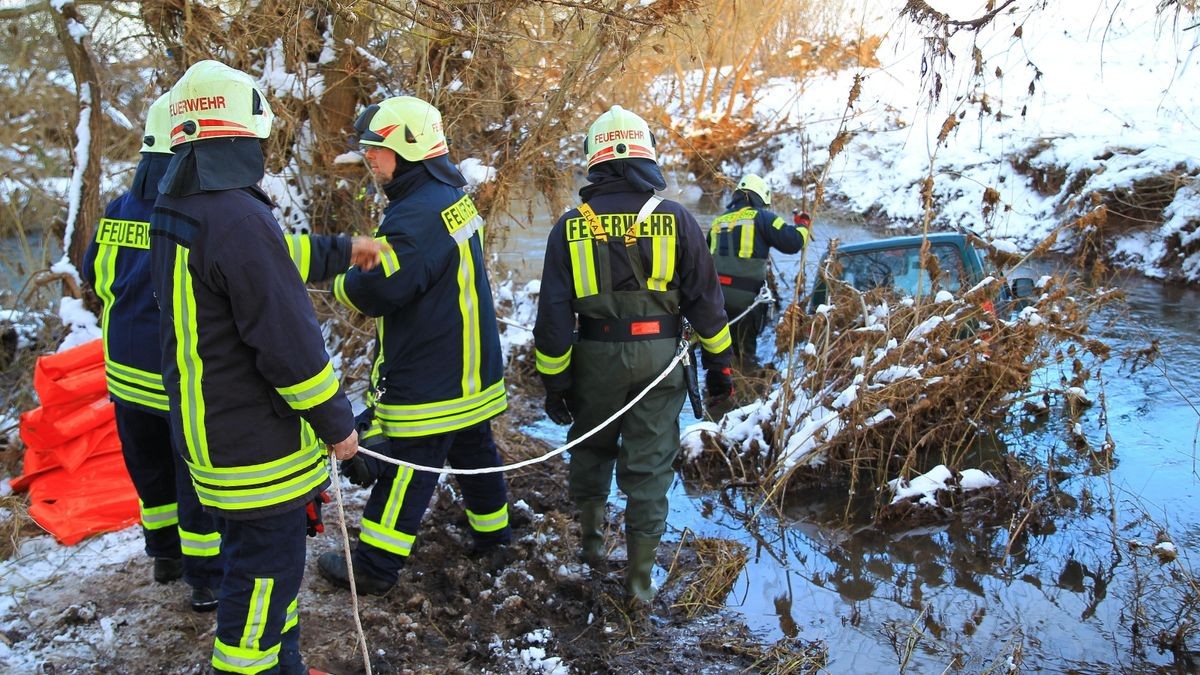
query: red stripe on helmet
197 130 258 139
198 118 249 130
422 142 448 159
588 148 616 166
375 124 399 139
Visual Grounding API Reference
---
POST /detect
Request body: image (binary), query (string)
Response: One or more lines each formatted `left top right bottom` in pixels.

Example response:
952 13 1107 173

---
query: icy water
0 233 54 298
499 193 1200 672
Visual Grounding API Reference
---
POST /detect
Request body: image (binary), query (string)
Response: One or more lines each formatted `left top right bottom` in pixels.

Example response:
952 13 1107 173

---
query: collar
381 162 435 202
132 153 172 201
158 137 266 197
580 158 666 202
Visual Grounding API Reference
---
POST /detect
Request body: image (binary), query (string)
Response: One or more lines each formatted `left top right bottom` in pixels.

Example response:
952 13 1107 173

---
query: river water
498 190 1200 672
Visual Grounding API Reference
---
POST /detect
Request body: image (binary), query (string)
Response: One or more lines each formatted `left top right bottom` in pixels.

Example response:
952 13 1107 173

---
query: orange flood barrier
12 338 140 545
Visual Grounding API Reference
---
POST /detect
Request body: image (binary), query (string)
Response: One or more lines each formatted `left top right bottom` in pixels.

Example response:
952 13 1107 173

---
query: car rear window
836 243 966 296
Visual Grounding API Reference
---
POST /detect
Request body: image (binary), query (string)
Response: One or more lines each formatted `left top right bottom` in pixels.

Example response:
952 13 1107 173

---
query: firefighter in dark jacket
81 92 223 612
707 173 809 362
149 60 368 674
534 105 734 604
317 95 512 596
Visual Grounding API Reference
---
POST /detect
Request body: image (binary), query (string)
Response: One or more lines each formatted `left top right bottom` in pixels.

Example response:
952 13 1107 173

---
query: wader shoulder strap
578 196 663 292
621 196 662 287
633 197 663 242
577 203 613 292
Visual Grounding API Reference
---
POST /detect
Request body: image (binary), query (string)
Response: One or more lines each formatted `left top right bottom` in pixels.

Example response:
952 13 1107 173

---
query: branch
901 0 1019 31
0 0 107 21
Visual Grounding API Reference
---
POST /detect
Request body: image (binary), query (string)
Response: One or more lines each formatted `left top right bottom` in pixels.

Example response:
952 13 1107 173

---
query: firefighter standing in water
317 95 513 596
149 60 378 673
707 173 809 364
82 92 223 612
533 105 733 604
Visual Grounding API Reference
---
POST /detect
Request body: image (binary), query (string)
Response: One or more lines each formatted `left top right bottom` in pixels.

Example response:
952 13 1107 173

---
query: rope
726 285 774 326
328 458 372 675
496 316 532 331
351 338 690 476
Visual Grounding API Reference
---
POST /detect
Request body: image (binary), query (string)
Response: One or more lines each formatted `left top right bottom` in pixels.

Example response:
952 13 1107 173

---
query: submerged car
808 231 1034 314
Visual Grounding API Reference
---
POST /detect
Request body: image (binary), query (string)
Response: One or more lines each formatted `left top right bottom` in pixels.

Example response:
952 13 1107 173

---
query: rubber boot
624 534 661 603
578 500 607 568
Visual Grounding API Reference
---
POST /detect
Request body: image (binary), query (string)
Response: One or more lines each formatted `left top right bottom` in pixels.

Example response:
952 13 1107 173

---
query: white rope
351 339 690 476
726 284 775 326
328 459 372 675
496 316 532 331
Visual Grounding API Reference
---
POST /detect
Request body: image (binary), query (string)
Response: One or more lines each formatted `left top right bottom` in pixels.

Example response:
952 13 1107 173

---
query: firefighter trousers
355 419 511 584
567 336 686 539
210 504 308 674
112 404 222 590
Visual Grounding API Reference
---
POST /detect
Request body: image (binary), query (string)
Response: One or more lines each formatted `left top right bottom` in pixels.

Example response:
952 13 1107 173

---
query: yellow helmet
140 92 173 154
354 96 448 162
584 105 656 169
168 60 273 147
737 173 771 206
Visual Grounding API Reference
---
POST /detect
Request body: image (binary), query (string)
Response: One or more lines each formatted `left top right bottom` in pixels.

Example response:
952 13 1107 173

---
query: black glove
305 491 330 537
705 367 734 407
340 454 377 488
545 390 574 426
354 407 387 449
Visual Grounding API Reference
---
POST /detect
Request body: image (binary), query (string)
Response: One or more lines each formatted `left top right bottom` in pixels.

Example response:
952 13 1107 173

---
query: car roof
834 232 967 255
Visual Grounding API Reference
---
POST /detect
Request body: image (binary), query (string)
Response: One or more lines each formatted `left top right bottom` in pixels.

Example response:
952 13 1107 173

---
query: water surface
498 194 1200 671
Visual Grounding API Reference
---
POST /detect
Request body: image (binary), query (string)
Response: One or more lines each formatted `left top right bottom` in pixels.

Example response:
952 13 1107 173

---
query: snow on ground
0 527 145 670
887 464 1000 506
670 0 1200 280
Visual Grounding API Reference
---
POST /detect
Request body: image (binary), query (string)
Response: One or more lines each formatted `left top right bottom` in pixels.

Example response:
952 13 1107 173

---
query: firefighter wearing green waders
534 105 733 604
707 173 810 363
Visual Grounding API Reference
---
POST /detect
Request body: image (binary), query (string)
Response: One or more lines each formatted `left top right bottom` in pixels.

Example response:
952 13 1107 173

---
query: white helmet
140 92 173 154
355 96 448 162
737 174 771 206
168 60 273 147
584 105 656 169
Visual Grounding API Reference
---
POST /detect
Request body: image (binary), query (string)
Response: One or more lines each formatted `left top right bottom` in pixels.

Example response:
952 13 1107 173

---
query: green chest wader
568 202 686 601
714 252 768 317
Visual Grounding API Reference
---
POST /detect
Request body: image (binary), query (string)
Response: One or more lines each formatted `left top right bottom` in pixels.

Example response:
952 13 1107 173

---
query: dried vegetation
685 234 1121 528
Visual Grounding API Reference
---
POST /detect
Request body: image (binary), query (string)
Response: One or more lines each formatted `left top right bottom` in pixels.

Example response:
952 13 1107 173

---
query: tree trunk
307 3 371 235
49 1 103 273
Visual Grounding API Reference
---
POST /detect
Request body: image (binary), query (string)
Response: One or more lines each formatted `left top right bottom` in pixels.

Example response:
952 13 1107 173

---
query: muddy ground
2 396 822 674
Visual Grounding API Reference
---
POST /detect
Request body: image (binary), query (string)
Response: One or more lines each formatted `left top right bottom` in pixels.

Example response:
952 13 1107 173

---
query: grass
666 532 748 618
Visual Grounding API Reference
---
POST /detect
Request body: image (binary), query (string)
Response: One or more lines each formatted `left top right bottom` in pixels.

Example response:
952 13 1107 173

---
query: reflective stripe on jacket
83 180 168 413
707 205 807 262
332 168 506 438
149 185 354 518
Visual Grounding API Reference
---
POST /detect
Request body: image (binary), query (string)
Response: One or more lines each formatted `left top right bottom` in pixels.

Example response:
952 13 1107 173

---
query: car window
836 243 966 296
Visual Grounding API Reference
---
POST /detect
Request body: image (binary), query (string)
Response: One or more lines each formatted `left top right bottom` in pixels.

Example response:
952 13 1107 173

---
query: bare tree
49 0 103 274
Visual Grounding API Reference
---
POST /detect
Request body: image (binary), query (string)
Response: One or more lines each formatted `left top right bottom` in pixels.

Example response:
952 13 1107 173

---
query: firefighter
533 105 733 604
707 173 809 363
149 60 369 674
81 92 223 612
317 96 513 596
